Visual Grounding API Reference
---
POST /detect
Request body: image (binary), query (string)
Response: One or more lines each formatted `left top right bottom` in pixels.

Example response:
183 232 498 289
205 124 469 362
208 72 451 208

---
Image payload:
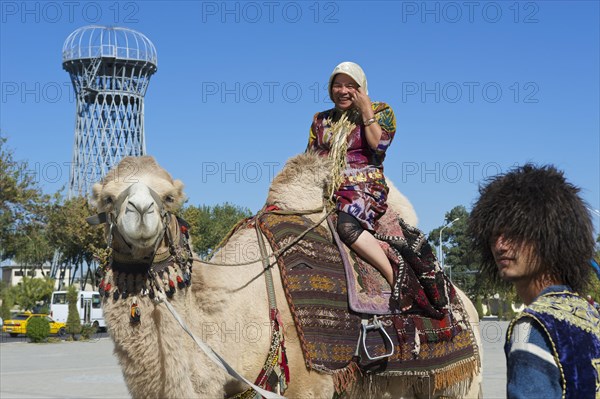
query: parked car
2 312 66 337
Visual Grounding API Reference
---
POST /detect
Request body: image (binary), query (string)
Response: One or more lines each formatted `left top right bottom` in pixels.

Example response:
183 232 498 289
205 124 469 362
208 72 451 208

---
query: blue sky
1 0 599 237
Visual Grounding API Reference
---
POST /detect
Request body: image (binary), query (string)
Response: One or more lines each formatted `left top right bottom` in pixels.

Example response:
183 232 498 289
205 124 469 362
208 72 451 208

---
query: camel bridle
87 183 172 264
88 183 195 303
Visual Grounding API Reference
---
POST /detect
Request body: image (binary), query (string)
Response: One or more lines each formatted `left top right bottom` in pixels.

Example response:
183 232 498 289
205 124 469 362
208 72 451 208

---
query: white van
50 291 106 331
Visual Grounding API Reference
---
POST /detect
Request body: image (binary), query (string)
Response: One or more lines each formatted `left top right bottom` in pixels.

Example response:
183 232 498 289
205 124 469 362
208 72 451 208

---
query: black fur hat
468 164 595 293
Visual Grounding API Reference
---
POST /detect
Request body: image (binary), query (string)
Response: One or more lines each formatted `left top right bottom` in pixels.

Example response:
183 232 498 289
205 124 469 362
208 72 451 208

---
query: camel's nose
126 183 155 216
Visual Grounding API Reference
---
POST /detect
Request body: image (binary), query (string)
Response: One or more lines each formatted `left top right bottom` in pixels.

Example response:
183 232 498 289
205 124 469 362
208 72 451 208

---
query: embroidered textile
505 318 562 398
330 208 455 321
506 288 600 398
257 212 479 392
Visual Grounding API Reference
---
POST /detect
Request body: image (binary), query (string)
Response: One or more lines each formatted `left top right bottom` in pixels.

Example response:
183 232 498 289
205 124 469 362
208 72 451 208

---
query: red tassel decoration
176 275 185 289
167 279 176 298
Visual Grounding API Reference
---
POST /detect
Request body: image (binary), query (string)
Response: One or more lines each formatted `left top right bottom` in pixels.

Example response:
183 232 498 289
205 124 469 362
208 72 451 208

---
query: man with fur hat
468 164 600 398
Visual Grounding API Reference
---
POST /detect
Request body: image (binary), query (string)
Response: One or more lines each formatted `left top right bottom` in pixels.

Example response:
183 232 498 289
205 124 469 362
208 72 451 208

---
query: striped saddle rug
257 211 479 392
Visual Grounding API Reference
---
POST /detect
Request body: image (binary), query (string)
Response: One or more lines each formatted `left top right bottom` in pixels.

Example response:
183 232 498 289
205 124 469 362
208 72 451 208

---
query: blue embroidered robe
507 289 600 398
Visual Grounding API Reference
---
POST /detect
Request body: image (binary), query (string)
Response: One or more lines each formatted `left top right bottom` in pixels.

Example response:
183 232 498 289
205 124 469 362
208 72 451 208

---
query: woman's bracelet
364 117 378 126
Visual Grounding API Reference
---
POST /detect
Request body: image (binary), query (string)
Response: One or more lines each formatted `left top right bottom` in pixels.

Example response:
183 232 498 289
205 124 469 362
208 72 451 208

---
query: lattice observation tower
63 25 157 197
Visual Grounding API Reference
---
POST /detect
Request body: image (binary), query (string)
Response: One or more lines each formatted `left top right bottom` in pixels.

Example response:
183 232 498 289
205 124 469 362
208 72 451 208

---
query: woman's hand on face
351 87 373 118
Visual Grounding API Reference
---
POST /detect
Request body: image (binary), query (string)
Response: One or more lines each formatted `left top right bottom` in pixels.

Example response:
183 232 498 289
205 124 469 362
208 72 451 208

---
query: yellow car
2 312 66 337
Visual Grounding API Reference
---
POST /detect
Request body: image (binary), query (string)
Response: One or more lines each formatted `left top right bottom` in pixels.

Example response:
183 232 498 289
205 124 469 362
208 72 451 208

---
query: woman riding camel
306 61 397 290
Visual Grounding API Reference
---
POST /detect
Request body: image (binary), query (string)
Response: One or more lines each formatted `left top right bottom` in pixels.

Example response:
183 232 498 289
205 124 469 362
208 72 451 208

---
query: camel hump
385 177 418 227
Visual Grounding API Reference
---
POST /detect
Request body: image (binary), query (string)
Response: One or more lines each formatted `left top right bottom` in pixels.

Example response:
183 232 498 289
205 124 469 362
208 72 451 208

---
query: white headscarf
328 62 368 102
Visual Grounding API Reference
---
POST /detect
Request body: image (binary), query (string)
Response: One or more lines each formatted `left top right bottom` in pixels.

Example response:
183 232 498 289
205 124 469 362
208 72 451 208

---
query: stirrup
359 316 394 361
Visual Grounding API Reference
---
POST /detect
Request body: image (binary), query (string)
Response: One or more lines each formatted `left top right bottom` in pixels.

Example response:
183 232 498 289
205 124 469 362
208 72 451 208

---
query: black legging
337 212 365 246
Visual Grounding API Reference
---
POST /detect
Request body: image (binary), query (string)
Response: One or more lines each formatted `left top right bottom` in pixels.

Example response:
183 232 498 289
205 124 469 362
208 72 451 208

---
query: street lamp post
439 217 460 280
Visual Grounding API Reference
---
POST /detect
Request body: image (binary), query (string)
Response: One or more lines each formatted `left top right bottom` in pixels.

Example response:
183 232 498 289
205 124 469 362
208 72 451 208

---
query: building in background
1 263 71 289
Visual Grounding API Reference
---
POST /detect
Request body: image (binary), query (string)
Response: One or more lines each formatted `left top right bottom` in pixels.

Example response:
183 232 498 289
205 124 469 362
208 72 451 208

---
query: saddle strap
255 220 278 310
157 294 285 399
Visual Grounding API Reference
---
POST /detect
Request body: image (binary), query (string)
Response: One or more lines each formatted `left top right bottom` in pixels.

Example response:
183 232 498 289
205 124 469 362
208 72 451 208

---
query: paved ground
0 337 129 399
480 319 509 399
0 319 509 398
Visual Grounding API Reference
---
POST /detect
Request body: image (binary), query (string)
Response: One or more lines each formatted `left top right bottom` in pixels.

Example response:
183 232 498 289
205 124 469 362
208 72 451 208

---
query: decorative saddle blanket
330 208 453 317
257 211 479 393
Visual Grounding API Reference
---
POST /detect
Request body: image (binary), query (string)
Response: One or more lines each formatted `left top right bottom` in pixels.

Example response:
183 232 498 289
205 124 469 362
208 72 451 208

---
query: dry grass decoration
323 112 356 202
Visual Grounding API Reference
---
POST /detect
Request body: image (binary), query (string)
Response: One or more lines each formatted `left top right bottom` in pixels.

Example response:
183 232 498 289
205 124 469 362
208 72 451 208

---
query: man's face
491 235 538 282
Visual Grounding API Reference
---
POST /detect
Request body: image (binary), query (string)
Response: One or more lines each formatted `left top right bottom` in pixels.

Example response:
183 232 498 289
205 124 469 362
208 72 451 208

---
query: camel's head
267 151 332 211
91 156 185 257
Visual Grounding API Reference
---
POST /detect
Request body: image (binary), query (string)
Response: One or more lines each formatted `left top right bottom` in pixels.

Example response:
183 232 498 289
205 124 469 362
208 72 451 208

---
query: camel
91 153 482 399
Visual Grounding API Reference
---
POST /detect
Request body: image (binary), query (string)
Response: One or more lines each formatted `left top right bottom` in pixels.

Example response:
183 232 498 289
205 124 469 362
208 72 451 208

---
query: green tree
0 281 15 320
46 196 105 287
497 298 505 320
26 316 50 343
11 276 55 311
180 203 253 259
428 206 481 295
65 285 81 339
80 324 97 340
0 136 50 261
504 290 518 320
474 296 484 320
13 226 54 276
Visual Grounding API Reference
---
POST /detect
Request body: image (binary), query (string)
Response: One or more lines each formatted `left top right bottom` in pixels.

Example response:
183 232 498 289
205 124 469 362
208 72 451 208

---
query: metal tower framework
56 26 157 289
63 25 157 198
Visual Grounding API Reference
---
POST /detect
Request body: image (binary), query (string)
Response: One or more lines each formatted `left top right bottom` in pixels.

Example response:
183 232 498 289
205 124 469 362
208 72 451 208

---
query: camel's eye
103 196 114 206
164 194 175 204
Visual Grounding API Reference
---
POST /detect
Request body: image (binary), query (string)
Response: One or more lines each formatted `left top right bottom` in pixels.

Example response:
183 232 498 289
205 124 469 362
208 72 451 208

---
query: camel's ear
172 179 186 207
91 182 103 210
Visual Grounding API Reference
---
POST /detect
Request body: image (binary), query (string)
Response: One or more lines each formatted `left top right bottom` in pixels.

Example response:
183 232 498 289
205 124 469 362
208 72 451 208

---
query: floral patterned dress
306 102 396 231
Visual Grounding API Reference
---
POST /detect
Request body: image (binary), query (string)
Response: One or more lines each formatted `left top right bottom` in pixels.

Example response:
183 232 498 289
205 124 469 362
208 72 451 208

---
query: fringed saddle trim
331 359 361 394
431 356 480 392
315 344 479 395
365 355 480 396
